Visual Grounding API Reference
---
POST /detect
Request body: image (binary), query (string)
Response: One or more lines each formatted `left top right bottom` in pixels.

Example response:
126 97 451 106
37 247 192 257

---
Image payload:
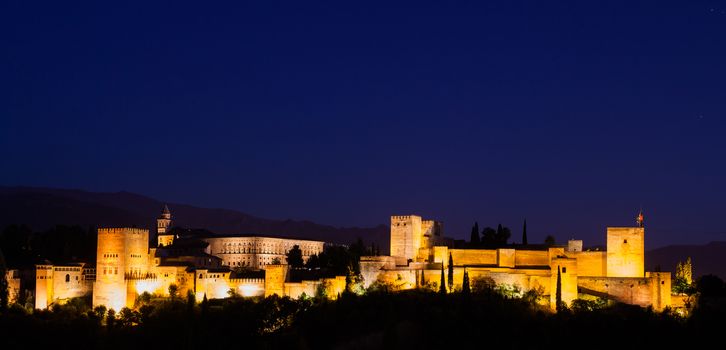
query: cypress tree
470 222 480 245
462 268 470 294
556 265 563 312
420 268 426 288
448 253 454 292
522 219 528 245
439 263 446 294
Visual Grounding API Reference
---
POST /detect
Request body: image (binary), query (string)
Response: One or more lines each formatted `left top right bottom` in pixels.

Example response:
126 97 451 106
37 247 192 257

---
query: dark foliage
447 253 454 293
0 224 97 267
3 287 726 350
469 222 480 245
285 245 304 267
544 235 556 246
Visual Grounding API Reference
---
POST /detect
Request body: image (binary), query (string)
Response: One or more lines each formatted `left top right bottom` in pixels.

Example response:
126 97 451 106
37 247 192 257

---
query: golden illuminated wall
550 257 578 308
514 250 550 267
647 272 671 310
433 246 449 265
497 249 515 268
34 265 54 309
51 266 87 302
449 249 496 266
93 228 150 310
390 215 423 262
578 272 672 311
606 227 644 277
157 234 174 247
264 264 288 297
359 256 397 289
573 251 607 277
5 270 21 305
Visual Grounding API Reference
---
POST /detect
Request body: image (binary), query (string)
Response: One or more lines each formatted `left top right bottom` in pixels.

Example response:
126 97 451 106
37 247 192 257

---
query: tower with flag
636 209 644 228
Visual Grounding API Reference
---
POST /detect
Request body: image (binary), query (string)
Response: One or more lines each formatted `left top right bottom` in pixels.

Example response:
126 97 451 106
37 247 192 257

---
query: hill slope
646 241 726 280
0 186 389 251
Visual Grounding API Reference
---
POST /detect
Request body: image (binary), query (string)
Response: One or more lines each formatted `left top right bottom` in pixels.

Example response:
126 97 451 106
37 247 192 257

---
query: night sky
2 1 726 248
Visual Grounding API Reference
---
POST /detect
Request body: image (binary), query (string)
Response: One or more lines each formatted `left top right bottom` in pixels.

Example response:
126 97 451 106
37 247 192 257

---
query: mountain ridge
0 186 390 252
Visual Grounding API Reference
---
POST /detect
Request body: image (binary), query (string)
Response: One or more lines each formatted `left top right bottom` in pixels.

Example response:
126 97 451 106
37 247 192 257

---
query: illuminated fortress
34 206 328 310
30 209 672 311
361 215 671 310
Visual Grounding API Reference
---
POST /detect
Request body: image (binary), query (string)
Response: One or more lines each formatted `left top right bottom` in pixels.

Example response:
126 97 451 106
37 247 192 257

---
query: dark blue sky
2 1 726 248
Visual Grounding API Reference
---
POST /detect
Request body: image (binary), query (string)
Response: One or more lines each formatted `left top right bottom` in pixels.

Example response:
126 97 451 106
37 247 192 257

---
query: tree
674 257 693 294
481 227 497 246
286 245 304 267
186 290 196 311
448 253 454 292
439 263 446 294
419 269 426 288
522 219 528 245
119 307 139 327
696 274 725 298
494 224 511 246
544 235 556 246
271 257 281 265
470 222 480 245
462 269 470 294
106 309 117 330
168 284 179 300
201 293 209 315
0 247 8 310
305 254 320 269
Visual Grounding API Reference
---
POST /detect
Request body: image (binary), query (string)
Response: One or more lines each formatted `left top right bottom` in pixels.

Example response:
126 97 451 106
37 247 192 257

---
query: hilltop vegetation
1 275 726 350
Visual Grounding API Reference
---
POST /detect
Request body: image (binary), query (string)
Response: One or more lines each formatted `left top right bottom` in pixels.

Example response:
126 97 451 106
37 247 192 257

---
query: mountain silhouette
0 186 390 252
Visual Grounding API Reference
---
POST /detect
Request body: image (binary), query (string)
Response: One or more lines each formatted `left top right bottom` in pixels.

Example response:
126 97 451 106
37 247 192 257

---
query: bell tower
156 205 174 247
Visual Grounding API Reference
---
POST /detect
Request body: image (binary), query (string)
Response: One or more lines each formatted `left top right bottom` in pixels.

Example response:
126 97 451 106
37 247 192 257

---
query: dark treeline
0 224 97 267
468 221 557 248
468 222 512 247
2 275 726 350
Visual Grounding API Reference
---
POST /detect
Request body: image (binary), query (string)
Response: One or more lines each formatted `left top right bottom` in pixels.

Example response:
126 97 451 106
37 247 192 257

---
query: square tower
390 215 423 263
606 227 645 277
93 227 150 310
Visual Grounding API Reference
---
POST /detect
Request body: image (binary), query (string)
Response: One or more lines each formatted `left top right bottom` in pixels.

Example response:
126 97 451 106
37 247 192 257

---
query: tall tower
157 205 174 247
93 227 150 310
390 215 423 264
606 227 645 277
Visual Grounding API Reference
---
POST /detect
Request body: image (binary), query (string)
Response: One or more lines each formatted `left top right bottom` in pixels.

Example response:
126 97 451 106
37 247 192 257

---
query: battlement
229 278 265 284
98 227 149 235
391 215 420 220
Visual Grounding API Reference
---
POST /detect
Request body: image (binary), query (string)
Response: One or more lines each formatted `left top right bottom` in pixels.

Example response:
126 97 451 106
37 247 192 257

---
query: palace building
26 208 674 311
33 206 327 310
360 214 671 310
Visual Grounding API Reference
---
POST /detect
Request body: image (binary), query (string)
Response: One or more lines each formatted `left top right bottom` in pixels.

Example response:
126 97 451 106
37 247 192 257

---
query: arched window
65 274 70 282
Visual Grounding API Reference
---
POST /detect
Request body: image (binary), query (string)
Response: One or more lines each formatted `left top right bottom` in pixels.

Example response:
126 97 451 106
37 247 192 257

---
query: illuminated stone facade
156 205 174 247
364 215 672 310
30 206 331 310
202 236 324 269
35 264 95 309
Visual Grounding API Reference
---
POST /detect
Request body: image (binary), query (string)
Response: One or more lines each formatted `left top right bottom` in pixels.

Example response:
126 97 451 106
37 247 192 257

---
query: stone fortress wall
28 209 671 311
32 206 331 310
363 214 671 310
